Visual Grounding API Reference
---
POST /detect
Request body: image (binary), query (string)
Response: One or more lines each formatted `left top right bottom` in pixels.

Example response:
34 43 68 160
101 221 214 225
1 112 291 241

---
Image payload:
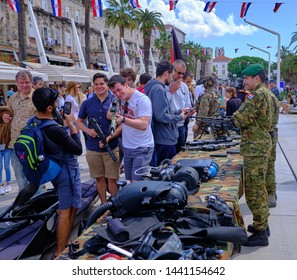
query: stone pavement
1 114 297 259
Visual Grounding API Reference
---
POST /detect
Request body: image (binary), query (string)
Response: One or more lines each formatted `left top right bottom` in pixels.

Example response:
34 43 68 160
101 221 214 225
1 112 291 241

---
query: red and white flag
50 0 62 17
169 0 178 11
203 2 217 13
92 0 103 18
8 0 20 12
240 2 252 18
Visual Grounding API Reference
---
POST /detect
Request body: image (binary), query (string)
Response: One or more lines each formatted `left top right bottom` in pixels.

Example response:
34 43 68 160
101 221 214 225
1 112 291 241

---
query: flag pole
121 38 131 68
100 30 114 76
27 2 48 65
71 18 87 69
137 44 145 74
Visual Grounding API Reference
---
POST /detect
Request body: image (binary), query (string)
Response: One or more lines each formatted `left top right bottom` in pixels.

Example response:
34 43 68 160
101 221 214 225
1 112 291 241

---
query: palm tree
134 8 164 72
105 0 136 70
84 0 91 68
289 26 297 53
18 0 27 64
154 31 171 60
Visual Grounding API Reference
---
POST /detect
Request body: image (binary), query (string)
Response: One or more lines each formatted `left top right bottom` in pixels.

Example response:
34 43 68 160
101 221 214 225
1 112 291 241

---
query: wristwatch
121 117 126 123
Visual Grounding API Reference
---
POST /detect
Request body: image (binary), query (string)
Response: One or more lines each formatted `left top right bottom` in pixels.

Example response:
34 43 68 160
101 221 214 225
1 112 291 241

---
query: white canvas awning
0 61 48 84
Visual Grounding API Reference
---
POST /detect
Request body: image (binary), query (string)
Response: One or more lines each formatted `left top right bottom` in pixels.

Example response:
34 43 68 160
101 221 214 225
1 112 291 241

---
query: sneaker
0 187 5 195
243 230 269 247
4 184 12 193
268 195 276 208
247 224 270 237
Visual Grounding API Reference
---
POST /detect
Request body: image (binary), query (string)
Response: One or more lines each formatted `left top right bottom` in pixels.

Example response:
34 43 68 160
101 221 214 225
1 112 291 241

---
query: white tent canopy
23 62 113 83
0 61 48 83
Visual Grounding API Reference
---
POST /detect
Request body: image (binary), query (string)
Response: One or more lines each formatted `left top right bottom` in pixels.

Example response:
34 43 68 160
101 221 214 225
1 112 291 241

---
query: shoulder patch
247 93 254 99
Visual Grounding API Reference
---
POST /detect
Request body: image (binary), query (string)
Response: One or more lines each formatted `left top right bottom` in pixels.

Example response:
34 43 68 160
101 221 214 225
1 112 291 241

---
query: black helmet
235 78 244 90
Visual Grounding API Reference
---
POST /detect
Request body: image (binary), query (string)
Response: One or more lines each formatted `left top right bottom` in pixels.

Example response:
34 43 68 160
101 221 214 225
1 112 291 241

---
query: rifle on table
89 118 117 161
191 116 237 140
187 135 241 146
110 96 120 136
183 141 240 151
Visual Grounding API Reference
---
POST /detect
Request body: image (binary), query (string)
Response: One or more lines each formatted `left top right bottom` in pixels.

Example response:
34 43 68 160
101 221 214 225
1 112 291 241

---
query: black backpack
14 117 62 186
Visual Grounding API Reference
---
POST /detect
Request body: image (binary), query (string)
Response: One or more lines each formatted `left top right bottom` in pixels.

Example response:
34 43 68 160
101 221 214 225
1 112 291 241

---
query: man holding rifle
77 73 120 203
108 75 154 182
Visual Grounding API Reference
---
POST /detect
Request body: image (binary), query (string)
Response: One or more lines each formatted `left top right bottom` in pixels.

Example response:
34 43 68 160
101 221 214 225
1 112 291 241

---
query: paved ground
1 114 297 259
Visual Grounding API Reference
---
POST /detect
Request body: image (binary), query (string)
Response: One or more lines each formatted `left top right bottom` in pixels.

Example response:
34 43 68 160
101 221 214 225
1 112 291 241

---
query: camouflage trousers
243 155 270 231
266 132 278 196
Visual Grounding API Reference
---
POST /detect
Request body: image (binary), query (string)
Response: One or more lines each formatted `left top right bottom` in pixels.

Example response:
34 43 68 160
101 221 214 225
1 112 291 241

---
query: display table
56 144 244 260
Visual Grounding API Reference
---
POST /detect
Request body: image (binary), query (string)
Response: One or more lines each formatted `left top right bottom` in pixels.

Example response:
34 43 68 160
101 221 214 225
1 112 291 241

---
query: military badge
247 93 254 99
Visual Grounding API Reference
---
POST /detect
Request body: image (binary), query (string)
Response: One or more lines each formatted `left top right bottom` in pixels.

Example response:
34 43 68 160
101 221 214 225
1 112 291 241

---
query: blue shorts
52 156 81 210
124 146 154 181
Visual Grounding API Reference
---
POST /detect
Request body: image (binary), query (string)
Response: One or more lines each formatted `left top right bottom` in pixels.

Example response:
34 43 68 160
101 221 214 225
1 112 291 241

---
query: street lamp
247 44 271 79
244 19 281 90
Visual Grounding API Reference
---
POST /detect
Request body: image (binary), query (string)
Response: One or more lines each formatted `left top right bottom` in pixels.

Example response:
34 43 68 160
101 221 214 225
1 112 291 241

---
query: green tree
154 31 171 60
134 8 164 72
228 56 268 79
281 53 297 85
105 0 136 69
289 26 297 53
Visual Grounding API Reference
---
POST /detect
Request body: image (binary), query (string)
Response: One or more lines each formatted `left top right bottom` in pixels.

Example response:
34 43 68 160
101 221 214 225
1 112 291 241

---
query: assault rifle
89 118 117 161
183 141 240 151
191 116 237 140
110 96 120 136
187 135 241 146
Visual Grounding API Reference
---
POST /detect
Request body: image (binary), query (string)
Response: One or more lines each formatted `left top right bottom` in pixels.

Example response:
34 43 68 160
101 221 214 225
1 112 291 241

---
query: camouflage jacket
268 91 280 133
233 83 273 156
196 88 219 118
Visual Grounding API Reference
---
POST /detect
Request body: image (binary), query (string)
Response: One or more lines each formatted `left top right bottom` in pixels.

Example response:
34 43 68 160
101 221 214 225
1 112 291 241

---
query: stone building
0 0 159 74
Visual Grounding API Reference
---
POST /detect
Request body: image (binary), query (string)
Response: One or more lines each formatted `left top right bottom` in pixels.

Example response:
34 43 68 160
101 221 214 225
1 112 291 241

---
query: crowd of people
0 60 283 255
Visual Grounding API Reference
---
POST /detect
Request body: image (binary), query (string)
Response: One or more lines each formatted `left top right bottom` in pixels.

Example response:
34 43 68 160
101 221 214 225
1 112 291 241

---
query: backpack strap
27 117 57 129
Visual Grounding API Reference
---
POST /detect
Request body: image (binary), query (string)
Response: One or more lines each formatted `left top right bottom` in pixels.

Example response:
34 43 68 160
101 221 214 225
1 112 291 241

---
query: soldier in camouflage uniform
266 89 280 208
233 64 273 247
192 73 220 139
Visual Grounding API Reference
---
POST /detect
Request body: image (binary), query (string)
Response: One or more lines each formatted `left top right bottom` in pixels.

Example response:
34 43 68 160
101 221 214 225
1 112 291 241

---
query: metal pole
100 30 114 76
244 19 281 90
247 44 270 79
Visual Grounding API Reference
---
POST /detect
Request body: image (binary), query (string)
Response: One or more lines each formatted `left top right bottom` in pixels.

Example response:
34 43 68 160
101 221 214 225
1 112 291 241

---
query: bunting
185 49 190 57
50 0 62 17
235 48 239 53
202 49 208 55
139 49 143 56
8 0 20 12
129 0 141 9
169 0 178 11
203 2 217 13
92 0 103 18
240 2 252 18
273 2 283 13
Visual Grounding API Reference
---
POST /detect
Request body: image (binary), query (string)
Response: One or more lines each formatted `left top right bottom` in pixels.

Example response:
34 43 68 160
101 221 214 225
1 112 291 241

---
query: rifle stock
89 118 117 161
110 97 119 136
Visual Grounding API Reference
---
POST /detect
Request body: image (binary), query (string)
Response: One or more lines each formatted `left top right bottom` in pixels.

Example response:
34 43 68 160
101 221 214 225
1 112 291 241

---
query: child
0 106 13 195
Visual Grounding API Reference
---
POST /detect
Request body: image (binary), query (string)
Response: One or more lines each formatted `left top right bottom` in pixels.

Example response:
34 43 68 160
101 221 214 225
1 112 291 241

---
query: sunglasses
124 101 129 114
174 68 186 76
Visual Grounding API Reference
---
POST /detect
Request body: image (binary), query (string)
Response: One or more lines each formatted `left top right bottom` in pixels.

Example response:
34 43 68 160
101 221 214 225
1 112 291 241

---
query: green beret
242 64 264 76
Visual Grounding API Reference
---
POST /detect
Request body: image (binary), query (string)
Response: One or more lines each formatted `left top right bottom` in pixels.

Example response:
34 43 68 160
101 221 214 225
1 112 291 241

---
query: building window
222 70 226 75
55 27 61 44
41 0 47 11
28 17 34 38
65 30 71 46
222 64 225 68
75 11 80 23
65 7 70 19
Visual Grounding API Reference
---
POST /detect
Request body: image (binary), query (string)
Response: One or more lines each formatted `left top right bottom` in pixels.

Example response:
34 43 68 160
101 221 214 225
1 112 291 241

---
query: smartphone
63 101 72 117
184 107 195 115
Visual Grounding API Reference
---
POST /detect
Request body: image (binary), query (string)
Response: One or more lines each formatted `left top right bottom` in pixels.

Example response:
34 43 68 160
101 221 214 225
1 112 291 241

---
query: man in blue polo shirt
77 73 120 203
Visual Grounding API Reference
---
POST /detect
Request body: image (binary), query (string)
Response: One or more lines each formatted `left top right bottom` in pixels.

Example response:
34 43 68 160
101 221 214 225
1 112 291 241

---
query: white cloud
141 0 257 40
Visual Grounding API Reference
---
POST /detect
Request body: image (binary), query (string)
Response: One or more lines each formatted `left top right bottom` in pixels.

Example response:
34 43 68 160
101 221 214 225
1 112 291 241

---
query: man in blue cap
233 63 273 247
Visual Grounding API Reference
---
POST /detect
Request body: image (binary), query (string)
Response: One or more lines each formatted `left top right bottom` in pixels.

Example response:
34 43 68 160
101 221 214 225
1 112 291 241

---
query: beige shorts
86 147 120 179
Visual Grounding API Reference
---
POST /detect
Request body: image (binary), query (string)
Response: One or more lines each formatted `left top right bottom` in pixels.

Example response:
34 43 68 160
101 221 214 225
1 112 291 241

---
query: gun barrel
89 118 117 161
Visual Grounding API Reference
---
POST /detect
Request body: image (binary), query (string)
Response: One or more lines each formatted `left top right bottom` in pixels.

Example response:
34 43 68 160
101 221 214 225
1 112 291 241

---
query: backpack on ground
14 117 62 186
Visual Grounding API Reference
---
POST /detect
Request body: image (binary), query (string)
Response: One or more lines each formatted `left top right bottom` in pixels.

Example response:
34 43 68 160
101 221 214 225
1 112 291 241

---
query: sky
129 0 297 63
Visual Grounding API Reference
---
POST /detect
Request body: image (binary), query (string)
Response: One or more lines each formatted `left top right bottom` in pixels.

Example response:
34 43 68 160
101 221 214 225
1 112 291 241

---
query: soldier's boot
268 195 277 208
243 230 269 247
247 224 270 237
